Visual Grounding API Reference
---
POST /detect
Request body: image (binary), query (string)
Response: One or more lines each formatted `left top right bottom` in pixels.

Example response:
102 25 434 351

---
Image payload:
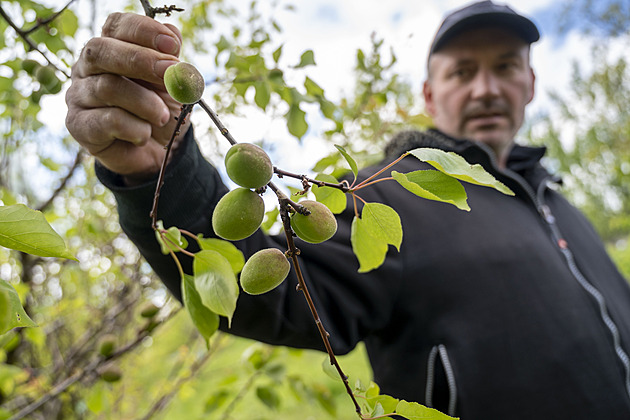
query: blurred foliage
0 0 628 418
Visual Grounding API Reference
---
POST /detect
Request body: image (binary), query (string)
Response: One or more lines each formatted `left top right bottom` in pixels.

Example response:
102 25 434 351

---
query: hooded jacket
97 127 630 419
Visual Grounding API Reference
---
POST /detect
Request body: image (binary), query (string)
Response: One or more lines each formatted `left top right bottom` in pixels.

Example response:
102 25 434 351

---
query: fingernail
155 60 178 78
156 34 179 55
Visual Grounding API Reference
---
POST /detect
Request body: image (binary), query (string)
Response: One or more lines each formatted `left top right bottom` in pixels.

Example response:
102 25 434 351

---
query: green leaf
261 207 280 233
254 80 271 110
197 237 245 274
86 382 108 414
286 104 307 138
391 170 470 211
0 279 37 335
312 174 347 214
182 274 220 346
395 400 459 419
334 144 358 180
360 203 402 251
368 395 400 414
351 216 388 273
256 385 281 410
155 221 188 254
321 356 338 380
408 148 513 196
371 402 386 417
304 76 324 96
216 35 231 54
272 44 283 62
294 49 315 68
193 250 239 326
0 204 75 260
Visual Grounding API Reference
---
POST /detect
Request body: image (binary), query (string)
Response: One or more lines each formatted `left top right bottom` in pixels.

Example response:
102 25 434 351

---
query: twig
139 0 184 19
23 0 78 35
141 2 363 417
150 104 193 229
198 100 237 146
37 149 83 212
0 4 70 78
220 370 264 420
270 184 363 417
7 308 181 420
274 167 351 193
139 334 224 420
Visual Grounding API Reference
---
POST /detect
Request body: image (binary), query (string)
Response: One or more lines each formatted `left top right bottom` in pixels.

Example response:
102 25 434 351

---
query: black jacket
97 128 630 419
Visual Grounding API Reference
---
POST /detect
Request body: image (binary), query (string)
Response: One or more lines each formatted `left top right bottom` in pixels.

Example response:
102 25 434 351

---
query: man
65 1 630 418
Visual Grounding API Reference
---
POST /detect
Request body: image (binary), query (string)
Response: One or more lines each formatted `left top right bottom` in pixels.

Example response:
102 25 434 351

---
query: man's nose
470 69 500 100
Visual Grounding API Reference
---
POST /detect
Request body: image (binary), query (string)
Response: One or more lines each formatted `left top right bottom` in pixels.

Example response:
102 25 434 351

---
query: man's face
423 27 535 163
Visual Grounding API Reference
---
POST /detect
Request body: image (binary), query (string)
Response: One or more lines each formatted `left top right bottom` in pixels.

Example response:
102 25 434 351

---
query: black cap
429 1 540 55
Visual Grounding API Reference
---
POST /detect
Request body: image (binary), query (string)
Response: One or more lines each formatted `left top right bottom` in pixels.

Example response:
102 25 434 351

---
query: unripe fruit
139 302 160 319
98 334 117 357
100 365 123 383
290 200 337 244
21 59 41 75
163 62 205 104
225 143 273 189
44 78 63 94
212 188 265 241
35 65 58 90
240 248 290 295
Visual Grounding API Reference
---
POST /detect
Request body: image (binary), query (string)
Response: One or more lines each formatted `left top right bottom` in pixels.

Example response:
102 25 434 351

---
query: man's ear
423 79 436 116
527 67 536 104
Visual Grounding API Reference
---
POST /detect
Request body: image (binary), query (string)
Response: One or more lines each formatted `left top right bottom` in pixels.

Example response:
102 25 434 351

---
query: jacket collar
384 128 547 175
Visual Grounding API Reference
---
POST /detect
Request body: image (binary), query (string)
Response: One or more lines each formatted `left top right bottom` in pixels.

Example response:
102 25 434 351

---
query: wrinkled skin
65 13 188 186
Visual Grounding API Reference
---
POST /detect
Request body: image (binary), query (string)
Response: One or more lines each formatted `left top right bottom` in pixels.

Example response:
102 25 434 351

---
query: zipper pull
540 204 569 249
539 204 555 224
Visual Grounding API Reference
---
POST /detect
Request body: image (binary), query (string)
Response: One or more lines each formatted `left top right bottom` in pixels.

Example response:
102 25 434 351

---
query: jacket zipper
504 158 630 400
431 133 630 400
425 344 458 416
537 182 630 399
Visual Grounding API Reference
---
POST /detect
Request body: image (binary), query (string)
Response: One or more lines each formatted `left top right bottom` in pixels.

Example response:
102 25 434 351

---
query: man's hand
65 13 191 185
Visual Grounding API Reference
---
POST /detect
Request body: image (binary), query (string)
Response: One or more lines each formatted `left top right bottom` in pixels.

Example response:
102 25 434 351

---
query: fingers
73 37 178 85
69 73 170 128
64 12 189 177
101 13 183 54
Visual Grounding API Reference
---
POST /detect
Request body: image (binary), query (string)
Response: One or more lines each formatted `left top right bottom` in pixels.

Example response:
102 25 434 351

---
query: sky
36 0 628 174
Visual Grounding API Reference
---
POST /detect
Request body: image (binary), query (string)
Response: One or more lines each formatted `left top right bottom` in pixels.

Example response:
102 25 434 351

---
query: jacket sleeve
96 128 404 354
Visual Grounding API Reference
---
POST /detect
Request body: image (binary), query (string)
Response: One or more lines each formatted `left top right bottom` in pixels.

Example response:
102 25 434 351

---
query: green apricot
240 248 290 295
100 365 123 383
225 143 273 189
35 65 58 90
21 59 41 75
98 334 117 357
163 62 205 104
43 78 63 94
290 200 337 244
139 302 160 319
212 188 265 241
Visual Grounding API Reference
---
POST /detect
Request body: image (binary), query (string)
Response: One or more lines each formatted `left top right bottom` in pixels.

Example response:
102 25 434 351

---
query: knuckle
101 12 123 37
81 38 105 68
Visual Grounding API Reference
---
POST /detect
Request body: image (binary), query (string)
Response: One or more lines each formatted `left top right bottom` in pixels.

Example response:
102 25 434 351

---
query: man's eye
452 68 472 79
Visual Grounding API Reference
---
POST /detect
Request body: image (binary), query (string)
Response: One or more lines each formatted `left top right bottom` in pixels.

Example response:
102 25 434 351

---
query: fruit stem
274 167 352 193
198 99 237 146
150 104 193 229
276 194 363 418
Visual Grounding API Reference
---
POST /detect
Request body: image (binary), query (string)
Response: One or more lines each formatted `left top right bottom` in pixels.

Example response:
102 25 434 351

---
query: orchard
1 0 629 419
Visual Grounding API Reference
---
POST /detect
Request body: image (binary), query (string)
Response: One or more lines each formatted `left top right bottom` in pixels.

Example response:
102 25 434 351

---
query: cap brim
430 12 540 55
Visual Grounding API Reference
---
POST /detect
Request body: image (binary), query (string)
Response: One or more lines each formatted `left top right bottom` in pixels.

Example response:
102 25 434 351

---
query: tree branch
7 308 181 420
